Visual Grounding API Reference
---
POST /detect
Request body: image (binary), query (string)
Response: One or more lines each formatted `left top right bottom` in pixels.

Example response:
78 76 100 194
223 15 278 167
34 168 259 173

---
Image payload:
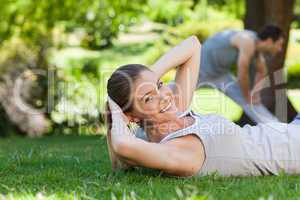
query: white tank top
136 110 300 176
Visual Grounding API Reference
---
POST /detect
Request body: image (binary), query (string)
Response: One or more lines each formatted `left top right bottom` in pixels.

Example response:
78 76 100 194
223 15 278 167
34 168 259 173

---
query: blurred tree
79 0 146 49
0 0 145 49
146 0 193 26
241 0 297 124
293 0 300 27
191 0 200 10
0 0 146 136
0 0 86 136
0 38 50 137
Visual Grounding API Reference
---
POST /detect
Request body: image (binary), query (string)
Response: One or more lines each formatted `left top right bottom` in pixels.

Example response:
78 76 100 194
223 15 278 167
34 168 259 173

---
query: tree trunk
191 0 200 10
240 0 297 124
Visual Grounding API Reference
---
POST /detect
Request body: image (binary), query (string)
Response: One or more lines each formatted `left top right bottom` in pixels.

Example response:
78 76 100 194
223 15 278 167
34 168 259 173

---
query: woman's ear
132 118 140 123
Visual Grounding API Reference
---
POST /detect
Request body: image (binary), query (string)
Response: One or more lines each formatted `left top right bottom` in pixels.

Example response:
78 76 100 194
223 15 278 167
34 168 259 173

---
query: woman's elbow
167 160 199 177
112 139 132 158
166 154 200 177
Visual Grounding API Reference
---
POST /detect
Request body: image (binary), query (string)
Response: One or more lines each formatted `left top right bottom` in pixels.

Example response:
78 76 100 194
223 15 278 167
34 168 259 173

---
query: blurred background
0 0 299 138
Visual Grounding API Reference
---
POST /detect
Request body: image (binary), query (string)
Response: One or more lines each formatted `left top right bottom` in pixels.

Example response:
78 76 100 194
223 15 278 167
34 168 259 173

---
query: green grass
1 135 300 200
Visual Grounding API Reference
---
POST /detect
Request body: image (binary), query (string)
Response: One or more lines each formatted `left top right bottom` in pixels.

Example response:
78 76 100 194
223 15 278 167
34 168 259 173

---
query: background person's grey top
199 29 258 78
135 111 300 176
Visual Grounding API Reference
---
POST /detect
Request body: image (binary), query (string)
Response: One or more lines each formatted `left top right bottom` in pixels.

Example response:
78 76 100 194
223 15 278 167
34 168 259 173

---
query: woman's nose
160 94 171 104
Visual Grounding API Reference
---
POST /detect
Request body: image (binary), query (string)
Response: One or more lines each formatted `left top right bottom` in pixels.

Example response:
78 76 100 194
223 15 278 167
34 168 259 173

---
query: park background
0 0 300 199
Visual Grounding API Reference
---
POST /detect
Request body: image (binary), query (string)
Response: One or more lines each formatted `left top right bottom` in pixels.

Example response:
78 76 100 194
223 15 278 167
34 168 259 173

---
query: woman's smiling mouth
160 101 172 113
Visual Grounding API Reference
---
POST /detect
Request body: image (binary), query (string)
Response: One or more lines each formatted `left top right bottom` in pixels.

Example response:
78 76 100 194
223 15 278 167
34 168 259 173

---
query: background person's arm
235 37 255 104
151 36 201 112
107 97 203 177
251 53 267 104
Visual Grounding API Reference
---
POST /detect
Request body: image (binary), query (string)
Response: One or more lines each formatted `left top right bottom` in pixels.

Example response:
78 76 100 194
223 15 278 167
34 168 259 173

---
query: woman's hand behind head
107 96 130 124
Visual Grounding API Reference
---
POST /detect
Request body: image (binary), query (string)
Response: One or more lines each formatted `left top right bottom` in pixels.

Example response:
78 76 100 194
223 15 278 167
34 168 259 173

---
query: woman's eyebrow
139 79 160 101
140 90 152 101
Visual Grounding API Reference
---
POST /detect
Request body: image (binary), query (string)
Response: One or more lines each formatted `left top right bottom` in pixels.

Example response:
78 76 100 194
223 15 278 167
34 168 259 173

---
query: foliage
145 0 194 26
1 135 300 199
51 76 101 126
146 19 242 64
288 63 300 89
0 38 50 137
0 0 146 49
144 0 244 26
294 0 300 28
204 0 245 19
49 42 155 132
0 0 147 136
50 60 105 132
286 30 300 88
167 20 243 43
144 2 243 64
78 0 146 49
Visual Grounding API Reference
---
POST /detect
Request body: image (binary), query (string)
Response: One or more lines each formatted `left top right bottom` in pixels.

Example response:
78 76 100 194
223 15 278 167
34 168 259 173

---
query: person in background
196 25 284 124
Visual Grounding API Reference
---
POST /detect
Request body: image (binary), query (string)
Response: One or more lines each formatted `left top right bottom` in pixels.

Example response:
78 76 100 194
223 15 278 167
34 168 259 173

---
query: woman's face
128 70 178 124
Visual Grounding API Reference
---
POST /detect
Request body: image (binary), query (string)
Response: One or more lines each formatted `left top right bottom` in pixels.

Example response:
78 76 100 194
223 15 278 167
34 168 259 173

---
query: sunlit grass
192 88 242 121
1 136 300 200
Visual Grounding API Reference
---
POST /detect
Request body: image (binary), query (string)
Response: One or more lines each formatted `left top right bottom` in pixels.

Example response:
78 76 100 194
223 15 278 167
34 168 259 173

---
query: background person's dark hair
258 25 283 41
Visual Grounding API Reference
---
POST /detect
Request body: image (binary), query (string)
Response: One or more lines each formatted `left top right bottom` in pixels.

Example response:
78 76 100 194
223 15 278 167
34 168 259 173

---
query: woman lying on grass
105 36 300 177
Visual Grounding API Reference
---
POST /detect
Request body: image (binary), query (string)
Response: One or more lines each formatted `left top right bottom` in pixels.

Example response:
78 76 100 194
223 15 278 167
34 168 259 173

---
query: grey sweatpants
291 114 300 125
196 73 279 123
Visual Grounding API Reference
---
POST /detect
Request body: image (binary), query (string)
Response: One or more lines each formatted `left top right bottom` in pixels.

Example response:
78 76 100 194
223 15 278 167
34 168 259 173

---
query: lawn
1 135 300 200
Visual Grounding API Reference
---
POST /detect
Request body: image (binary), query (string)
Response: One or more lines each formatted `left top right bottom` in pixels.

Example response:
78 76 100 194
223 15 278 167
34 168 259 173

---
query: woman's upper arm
115 134 204 176
115 138 179 170
172 37 201 112
151 36 201 112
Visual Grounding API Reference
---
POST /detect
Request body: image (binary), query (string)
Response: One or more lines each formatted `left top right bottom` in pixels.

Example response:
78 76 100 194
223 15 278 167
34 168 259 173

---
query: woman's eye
145 96 153 103
158 81 163 89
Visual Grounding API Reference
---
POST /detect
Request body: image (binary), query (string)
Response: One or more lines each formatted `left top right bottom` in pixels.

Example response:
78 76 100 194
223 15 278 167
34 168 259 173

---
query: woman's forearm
110 114 135 152
107 128 134 170
107 98 136 152
151 36 200 78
